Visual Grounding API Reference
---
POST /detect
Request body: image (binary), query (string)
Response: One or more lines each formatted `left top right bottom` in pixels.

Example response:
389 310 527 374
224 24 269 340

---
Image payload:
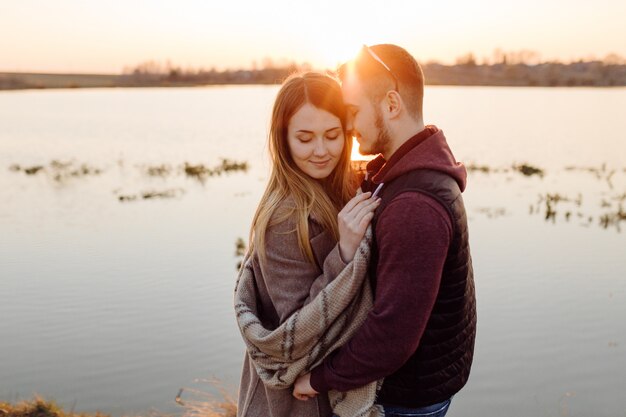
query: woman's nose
312 138 327 156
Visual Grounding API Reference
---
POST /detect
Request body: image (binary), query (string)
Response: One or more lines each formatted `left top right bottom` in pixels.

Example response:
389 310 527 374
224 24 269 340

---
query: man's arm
309 192 452 392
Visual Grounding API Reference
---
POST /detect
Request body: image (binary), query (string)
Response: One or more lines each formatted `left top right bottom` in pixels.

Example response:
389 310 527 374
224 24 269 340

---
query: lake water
1 86 625 417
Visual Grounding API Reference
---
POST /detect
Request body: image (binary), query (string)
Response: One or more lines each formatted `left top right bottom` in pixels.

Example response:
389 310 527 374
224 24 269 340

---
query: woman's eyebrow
296 127 341 134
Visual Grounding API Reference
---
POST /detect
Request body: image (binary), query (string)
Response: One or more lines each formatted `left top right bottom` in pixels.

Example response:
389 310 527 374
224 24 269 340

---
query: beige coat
237 198 347 417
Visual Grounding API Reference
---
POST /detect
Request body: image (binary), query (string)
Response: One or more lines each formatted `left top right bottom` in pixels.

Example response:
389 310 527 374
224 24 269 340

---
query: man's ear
385 90 402 119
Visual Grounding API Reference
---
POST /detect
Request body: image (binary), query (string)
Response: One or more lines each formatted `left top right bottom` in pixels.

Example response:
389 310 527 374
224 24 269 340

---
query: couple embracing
234 44 476 417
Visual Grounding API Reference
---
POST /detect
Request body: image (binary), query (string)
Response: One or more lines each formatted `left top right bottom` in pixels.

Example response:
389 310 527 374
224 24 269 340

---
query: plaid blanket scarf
234 224 384 417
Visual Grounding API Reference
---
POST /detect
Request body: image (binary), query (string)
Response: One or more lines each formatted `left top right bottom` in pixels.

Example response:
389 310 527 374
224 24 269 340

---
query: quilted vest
369 169 477 407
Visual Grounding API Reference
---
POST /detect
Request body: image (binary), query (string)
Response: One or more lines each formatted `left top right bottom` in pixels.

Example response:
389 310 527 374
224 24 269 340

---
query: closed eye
325 127 342 140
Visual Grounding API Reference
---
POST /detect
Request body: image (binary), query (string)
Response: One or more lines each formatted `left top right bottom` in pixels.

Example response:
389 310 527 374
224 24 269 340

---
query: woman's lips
310 159 330 167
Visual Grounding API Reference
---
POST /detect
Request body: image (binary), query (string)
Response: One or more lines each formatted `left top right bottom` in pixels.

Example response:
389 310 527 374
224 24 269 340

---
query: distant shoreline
2 61 625 91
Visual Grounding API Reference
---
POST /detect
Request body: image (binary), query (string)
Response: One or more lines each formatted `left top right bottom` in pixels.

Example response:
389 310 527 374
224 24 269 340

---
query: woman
235 72 380 417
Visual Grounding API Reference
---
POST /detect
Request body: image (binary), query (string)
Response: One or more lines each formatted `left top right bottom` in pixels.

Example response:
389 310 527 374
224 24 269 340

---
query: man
293 44 477 416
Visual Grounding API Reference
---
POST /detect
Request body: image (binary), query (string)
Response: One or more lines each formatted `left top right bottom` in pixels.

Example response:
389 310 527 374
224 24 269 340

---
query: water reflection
9 159 103 181
7 157 626 231
530 189 625 232
465 162 625 232
466 162 545 177
183 160 249 183
235 238 246 270
117 187 186 202
1 87 625 417
7 158 250 201
565 164 619 189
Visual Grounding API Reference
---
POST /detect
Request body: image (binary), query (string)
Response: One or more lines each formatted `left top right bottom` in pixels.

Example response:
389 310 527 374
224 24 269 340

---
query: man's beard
364 107 391 155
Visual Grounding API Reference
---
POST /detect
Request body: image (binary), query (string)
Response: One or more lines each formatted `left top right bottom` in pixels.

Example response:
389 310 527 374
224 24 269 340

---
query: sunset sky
2 0 625 73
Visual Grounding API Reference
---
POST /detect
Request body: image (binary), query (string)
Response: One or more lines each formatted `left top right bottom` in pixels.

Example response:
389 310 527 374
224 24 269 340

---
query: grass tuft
0 397 109 417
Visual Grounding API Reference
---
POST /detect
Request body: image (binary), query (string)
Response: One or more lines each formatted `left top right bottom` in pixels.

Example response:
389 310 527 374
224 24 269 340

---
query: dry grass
0 397 109 417
176 379 237 417
0 386 237 417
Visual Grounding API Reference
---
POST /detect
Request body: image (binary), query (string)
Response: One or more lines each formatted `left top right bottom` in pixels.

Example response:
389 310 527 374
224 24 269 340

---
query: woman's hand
337 191 381 262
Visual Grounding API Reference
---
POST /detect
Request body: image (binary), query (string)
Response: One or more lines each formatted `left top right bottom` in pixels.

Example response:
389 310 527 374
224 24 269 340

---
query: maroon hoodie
310 125 468 393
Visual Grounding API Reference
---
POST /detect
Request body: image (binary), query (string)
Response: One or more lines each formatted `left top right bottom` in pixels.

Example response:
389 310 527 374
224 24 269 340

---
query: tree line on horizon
1 49 625 90
122 49 626 87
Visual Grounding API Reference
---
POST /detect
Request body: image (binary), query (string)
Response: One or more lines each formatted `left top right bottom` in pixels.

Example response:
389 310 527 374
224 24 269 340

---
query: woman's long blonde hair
249 72 358 264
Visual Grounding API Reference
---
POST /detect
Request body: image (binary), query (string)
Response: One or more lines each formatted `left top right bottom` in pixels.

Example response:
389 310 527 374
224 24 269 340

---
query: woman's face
287 103 345 180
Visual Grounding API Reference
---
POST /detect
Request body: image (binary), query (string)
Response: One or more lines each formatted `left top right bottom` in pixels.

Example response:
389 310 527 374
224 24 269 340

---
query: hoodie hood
366 126 467 192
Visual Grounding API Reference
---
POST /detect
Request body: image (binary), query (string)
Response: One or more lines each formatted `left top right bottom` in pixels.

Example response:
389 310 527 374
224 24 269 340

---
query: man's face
341 73 390 156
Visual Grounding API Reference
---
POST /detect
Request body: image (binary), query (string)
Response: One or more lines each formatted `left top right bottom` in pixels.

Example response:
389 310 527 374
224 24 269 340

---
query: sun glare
309 34 363 70
321 41 362 69
350 136 376 162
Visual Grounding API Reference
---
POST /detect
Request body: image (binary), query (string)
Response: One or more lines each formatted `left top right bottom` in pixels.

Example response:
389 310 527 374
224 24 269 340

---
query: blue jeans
378 397 452 417
331 397 452 417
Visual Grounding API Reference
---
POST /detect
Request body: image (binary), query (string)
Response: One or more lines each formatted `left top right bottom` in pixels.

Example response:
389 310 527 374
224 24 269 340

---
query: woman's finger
341 192 371 214
344 196 378 221
350 197 381 224
358 211 375 230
